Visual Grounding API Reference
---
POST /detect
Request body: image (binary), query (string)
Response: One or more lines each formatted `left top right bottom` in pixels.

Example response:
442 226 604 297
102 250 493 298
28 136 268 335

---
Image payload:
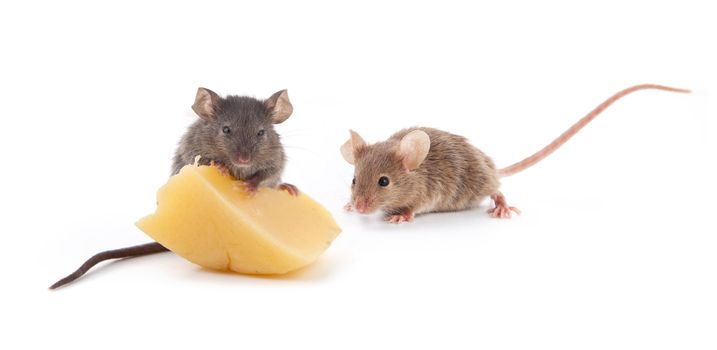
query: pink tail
497 84 690 178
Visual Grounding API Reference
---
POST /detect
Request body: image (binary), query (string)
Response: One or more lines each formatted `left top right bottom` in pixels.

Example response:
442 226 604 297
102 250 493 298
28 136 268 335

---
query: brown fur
350 127 500 216
344 84 690 222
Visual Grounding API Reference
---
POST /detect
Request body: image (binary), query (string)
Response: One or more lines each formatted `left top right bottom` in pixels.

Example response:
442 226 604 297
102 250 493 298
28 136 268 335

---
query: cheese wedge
136 164 341 274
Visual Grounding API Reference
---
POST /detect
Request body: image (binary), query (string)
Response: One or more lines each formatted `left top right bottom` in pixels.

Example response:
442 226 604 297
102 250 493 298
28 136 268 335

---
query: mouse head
192 88 293 168
341 129 430 214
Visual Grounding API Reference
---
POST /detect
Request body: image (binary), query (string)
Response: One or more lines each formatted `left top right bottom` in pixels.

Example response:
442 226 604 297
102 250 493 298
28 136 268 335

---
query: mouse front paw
232 180 259 197
344 202 354 212
384 209 414 224
278 183 300 196
210 160 231 177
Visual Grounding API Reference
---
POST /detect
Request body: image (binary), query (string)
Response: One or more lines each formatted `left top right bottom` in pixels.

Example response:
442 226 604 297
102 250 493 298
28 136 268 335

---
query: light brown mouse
341 84 690 223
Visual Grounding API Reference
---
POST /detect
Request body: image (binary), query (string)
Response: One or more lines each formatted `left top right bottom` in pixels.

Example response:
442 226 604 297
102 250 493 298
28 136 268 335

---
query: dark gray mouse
50 88 297 289
172 87 297 194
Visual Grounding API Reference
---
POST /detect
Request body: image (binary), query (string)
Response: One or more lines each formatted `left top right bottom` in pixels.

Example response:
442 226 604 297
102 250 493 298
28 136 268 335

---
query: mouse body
342 127 501 223
341 84 690 223
50 88 296 289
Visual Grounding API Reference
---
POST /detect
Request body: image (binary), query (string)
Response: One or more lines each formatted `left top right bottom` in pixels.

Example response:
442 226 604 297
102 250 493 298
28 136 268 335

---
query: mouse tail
497 84 690 178
49 242 169 290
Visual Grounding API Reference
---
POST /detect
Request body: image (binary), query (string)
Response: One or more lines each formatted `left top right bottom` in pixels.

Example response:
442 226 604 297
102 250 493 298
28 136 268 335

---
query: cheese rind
136 164 341 274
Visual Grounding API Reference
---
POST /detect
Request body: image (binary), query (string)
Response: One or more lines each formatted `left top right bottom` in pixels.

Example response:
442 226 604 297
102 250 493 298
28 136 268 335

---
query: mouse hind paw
487 192 521 219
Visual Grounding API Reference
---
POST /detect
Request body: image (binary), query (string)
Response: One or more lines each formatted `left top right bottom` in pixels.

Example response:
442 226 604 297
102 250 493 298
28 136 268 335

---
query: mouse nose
355 198 373 214
235 153 251 165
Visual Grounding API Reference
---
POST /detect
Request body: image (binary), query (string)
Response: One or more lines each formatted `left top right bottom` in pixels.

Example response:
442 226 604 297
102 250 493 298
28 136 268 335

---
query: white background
2 1 716 349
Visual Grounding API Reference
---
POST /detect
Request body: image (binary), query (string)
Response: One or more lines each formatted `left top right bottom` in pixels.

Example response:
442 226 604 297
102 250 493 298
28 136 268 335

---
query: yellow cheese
136 164 341 275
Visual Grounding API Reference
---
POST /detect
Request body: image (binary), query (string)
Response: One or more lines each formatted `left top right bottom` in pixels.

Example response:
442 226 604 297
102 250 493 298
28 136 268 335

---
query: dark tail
49 242 169 290
498 84 690 177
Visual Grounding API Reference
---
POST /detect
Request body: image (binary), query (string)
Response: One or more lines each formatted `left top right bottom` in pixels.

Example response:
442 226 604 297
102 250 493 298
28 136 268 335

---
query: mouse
50 88 297 290
172 87 298 195
340 84 690 223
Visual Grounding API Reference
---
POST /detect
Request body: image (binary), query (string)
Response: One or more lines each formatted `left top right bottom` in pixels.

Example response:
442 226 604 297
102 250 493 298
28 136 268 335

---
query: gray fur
172 90 288 188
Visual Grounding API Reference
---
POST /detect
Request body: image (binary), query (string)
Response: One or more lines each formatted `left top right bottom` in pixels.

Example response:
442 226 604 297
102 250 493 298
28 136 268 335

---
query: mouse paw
278 183 300 196
344 202 354 212
233 181 259 197
487 192 521 219
210 161 231 177
246 182 260 196
487 205 521 219
384 209 414 224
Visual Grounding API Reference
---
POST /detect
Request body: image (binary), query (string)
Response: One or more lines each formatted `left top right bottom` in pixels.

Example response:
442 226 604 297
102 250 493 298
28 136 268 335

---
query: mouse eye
378 176 390 187
257 129 265 137
352 177 356 186
222 126 231 134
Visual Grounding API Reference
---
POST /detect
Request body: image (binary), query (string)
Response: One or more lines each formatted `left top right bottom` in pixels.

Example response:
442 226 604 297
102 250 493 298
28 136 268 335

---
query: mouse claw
246 184 259 197
210 161 231 177
233 181 258 197
487 205 521 219
278 183 300 196
487 192 521 219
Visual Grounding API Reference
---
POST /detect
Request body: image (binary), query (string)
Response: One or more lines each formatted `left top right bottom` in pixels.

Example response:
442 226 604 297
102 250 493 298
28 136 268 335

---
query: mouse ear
397 130 430 171
265 89 293 124
340 130 366 165
192 88 221 121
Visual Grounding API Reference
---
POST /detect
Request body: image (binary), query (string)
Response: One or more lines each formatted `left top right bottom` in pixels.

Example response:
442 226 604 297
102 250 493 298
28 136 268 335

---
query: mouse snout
354 197 376 214
233 152 252 166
